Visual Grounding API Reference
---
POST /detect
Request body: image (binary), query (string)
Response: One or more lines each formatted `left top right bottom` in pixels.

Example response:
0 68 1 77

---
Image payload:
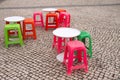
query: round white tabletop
4 16 25 22
53 27 80 38
42 8 57 12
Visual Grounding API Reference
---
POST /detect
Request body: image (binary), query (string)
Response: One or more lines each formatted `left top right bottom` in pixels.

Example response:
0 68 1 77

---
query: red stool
46 13 58 31
59 12 70 27
33 12 44 28
23 18 36 40
55 9 66 26
6 21 22 35
63 40 88 75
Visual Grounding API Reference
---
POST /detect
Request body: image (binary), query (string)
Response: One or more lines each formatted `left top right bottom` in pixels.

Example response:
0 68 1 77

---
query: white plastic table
53 27 80 62
4 16 25 23
42 8 58 25
4 16 25 35
42 8 57 13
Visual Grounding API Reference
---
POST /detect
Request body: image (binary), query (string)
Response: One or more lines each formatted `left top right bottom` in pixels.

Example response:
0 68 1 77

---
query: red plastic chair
23 18 36 40
59 12 70 27
33 12 44 28
63 40 88 75
45 13 58 31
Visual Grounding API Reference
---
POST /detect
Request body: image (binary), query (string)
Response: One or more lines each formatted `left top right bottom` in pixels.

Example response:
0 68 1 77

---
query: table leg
57 37 62 53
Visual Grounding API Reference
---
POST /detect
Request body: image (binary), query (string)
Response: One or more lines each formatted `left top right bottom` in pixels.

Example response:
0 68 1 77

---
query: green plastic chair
77 31 92 58
4 23 24 48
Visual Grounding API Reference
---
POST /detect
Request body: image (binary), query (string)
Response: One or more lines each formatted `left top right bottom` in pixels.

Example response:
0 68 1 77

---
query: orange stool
63 40 88 75
33 12 44 28
23 18 36 40
46 13 58 31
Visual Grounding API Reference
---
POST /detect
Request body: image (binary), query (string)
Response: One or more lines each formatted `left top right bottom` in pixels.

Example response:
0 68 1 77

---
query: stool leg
63 45 68 63
17 22 23 34
82 38 85 44
67 50 74 75
83 49 88 72
23 23 26 40
18 27 24 46
46 16 48 31
77 50 82 62
57 37 62 53
32 23 37 39
62 38 66 49
89 37 92 58
52 35 56 49
4 28 9 48
41 14 44 27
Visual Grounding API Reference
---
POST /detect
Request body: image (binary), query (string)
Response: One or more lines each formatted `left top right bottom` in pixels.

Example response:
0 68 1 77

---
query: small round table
4 16 25 23
42 8 58 28
53 27 80 38
42 8 57 13
53 27 80 62
4 16 25 35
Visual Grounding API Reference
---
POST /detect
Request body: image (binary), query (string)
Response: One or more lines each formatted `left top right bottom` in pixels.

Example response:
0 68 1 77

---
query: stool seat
5 24 19 28
47 13 57 16
67 40 85 48
79 31 90 38
24 18 33 23
56 9 66 13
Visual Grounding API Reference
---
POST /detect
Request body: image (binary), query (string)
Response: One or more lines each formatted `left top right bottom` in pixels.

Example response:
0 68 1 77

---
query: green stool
4 24 24 48
77 31 92 58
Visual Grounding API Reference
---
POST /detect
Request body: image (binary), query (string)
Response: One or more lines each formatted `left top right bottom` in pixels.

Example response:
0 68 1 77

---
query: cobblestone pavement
0 0 120 80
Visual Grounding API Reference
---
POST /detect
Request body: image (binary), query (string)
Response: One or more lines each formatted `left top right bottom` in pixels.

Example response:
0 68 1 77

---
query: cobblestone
0 0 120 80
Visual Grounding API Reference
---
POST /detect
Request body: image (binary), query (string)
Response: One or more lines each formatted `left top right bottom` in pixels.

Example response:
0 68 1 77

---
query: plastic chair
23 18 37 40
59 12 70 27
4 23 24 48
46 13 58 31
33 12 44 28
77 31 92 58
63 40 88 75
